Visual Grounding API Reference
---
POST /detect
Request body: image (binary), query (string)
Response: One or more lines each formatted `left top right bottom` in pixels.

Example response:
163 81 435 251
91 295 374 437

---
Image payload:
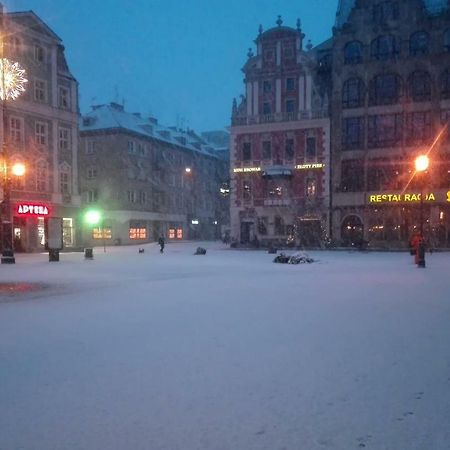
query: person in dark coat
158 236 165 253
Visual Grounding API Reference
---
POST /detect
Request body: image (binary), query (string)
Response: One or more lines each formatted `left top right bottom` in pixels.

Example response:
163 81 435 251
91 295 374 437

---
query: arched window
342 78 365 108
59 163 71 195
409 71 431 101
443 29 450 52
36 160 48 192
369 73 402 105
370 35 399 60
440 69 450 99
410 31 429 56
344 41 363 64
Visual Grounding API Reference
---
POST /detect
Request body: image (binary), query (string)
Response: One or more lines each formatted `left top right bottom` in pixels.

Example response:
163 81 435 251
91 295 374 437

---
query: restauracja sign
369 191 450 203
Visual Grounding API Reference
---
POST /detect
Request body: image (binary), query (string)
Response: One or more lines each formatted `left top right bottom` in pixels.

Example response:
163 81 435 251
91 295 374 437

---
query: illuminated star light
0 58 28 101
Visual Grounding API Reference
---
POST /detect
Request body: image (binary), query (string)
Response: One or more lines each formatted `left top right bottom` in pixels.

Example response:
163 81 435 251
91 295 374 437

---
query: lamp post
0 11 28 263
415 154 429 268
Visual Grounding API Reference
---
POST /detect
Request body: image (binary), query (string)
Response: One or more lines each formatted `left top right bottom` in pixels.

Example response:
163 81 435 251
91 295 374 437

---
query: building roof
80 103 226 159
335 0 449 28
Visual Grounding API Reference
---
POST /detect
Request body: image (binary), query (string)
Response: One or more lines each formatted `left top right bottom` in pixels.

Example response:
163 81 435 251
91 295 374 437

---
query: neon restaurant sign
368 191 450 204
16 203 50 216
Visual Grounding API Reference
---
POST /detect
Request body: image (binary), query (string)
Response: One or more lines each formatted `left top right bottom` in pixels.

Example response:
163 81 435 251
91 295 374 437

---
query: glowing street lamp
414 154 429 268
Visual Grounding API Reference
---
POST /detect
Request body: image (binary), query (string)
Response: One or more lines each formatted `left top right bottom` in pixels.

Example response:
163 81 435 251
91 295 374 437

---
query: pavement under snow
0 242 449 450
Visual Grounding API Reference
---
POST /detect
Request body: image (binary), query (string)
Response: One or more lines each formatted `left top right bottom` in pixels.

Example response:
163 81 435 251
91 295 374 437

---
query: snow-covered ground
1 242 449 450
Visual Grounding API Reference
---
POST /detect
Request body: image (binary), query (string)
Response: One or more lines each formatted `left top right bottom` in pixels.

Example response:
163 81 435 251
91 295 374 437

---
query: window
342 78 365 108
306 178 317 197
344 41 363 64
139 191 147 204
262 141 271 160
127 190 137 203
243 180 251 201
129 228 147 239
405 111 432 145
86 141 96 154
35 122 47 145
34 44 44 62
441 69 450 98
263 80 272 93
59 128 70 151
87 190 98 203
373 1 399 23
369 73 402 105
370 35 399 60
242 142 251 161
8 36 21 53
58 87 70 109
87 167 97 179
286 78 295 92
93 227 112 239
409 71 431 101
34 79 46 102
410 31 429 56
368 114 403 148
285 139 294 160
137 143 146 156
128 141 136 154
257 217 268 235
36 160 47 192
274 216 285 235
340 159 364 192
342 117 365 150
444 29 450 52
60 165 71 194
306 137 316 159
9 117 23 143
263 102 272 115
286 99 295 113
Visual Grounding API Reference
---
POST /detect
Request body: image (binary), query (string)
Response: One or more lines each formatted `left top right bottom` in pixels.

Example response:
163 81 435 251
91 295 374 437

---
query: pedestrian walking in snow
158 236 165 254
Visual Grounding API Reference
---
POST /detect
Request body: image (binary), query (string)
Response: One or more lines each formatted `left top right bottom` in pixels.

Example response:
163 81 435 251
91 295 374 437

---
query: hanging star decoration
0 58 28 100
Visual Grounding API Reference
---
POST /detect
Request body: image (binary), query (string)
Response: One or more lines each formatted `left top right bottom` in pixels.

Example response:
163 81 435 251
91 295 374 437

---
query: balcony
231 110 328 126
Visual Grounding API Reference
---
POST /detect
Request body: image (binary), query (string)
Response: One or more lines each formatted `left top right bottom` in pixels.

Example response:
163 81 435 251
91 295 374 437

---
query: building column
276 78 281 113
253 81 259 116
246 82 253 116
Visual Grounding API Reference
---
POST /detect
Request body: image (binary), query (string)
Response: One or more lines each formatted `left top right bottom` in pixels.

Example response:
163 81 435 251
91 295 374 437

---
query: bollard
84 248 94 259
48 249 60 262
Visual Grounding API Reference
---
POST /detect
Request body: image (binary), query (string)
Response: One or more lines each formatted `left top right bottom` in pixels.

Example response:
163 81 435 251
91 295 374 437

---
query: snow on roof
80 103 224 159
335 0 449 28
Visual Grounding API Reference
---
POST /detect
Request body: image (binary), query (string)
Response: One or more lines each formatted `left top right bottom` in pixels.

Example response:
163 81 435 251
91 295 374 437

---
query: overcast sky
4 0 338 131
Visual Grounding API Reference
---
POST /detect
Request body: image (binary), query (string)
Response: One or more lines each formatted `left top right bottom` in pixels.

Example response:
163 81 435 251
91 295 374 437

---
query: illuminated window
129 228 147 239
169 229 176 239
176 228 183 239
93 227 112 239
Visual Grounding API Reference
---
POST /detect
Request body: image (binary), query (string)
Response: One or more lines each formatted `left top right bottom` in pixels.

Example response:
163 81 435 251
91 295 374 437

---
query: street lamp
414 154 429 268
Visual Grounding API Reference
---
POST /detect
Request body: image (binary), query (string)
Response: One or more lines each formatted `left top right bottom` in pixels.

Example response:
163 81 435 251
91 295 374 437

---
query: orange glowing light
11 162 25 176
415 155 429 173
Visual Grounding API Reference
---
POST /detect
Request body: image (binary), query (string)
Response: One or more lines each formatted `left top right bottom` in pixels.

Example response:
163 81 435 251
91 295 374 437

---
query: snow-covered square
1 243 450 450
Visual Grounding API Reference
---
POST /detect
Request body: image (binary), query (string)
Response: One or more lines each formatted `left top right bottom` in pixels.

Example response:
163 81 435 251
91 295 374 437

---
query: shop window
176 228 183 239
410 31 429 56
344 41 363 64
169 229 176 239
62 218 74 247
129 228 147 239
342 78 365 108
409 71 431 101
92 227 112 239
342 117 365 150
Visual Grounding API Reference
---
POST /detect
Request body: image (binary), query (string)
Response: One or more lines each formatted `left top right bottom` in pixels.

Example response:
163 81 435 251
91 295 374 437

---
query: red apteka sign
16 203 50 216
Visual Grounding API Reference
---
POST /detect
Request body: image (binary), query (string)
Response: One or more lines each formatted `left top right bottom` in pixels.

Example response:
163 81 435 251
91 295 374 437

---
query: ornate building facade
331 0 450 247
0 7 81 253
230 18 331 247
79 103 229 246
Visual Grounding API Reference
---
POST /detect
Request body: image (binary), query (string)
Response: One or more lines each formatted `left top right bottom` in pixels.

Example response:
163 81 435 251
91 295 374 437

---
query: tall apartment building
0 7 80 252
230 17 331 247
79 103 228 246
331 0 450 247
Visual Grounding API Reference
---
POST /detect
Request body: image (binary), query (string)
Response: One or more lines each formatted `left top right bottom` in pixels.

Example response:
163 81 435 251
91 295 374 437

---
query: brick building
0 7 81 253
79 103 228 246
331 0 450 248
230 17 331 247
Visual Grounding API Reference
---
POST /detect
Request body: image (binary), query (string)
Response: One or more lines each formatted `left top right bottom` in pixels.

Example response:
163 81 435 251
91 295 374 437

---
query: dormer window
373 1 399 23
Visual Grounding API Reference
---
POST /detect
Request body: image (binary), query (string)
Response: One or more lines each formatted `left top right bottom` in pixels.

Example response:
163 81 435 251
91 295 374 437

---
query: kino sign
16 203 50 216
